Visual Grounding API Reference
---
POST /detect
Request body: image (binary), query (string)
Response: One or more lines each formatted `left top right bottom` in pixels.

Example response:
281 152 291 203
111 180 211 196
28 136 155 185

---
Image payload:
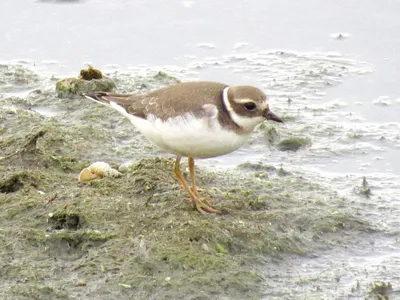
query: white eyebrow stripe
233 98 256 104
230 97 269 110
223 87 270 109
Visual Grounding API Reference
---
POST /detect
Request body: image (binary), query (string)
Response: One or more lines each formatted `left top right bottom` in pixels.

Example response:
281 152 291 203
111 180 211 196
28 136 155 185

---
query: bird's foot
200 196 215 207
191 188 215 206
193 197 222 215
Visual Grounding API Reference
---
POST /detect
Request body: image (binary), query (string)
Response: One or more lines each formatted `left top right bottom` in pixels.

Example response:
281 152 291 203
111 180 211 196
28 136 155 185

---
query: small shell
87 161 112 177
78 161 121 183
78 168 100 183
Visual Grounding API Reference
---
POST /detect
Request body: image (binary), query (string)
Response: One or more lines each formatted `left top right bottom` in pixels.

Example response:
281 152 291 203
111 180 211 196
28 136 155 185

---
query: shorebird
84 81 282 214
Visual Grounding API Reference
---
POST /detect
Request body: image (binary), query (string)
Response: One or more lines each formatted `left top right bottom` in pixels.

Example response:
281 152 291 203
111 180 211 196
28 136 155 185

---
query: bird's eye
244 102 257 111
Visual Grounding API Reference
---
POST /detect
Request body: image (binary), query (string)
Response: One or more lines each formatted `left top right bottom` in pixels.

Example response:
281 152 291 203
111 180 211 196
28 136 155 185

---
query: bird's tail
83 92 133 107
83 92 136 117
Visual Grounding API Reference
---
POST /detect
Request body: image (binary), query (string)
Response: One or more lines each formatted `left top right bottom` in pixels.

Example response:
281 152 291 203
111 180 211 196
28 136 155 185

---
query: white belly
126 112 251 158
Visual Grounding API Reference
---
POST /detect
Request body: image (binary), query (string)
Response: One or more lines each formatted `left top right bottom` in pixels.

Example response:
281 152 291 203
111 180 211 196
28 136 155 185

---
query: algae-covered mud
1 47 399 300
0 130 371 299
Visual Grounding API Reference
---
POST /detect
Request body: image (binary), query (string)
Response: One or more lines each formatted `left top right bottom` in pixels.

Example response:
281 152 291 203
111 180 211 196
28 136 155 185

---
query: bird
83 81 282 214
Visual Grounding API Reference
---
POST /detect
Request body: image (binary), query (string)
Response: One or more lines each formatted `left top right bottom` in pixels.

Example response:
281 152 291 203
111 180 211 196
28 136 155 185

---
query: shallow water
1 0 400 298
266 235 400 299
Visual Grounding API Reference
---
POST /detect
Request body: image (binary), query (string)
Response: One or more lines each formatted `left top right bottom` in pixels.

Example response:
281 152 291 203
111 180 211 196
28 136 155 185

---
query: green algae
259 125 311 152
0 68 378 299
355 176 372 198
277 137 311 151
366 282 393 300
237 161 277 173
263 124 280 145
215 243 229 254
0 124 374 299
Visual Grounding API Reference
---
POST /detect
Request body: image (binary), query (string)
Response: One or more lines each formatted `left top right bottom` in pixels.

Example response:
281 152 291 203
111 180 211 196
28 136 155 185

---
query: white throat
222 87 264 131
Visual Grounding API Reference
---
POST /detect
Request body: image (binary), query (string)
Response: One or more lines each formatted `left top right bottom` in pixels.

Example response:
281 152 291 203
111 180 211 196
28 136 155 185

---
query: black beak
265 109 283 123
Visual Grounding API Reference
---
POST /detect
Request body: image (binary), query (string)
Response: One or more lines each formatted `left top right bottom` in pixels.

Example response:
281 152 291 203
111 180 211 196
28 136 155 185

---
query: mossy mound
0 122 375 299
56 77 116 96
56 66 115 96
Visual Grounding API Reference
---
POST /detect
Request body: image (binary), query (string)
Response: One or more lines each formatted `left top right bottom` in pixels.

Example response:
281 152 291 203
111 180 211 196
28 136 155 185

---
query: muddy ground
0 64 385 299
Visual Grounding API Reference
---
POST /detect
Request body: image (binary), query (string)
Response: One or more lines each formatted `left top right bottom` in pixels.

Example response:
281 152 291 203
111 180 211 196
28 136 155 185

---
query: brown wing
84 81 228 121
127 81 229 121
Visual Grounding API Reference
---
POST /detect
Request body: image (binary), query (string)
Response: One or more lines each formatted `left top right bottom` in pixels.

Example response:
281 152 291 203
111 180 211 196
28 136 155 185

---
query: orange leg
174 156 221 214
188 157 199 197
188 157 214 207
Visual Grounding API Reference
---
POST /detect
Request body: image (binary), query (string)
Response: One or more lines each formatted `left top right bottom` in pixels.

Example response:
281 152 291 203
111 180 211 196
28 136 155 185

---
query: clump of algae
277 137 311 151
79 65 103 80
366 282 393 300
354 176 372 198
0 107 375 299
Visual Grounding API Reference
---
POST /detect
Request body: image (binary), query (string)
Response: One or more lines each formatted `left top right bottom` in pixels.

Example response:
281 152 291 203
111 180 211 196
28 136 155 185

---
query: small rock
56 66 115 96
201 243 210 252
330 32 350 40
78 279 86 286
118 161 136 173
4 106 17 114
